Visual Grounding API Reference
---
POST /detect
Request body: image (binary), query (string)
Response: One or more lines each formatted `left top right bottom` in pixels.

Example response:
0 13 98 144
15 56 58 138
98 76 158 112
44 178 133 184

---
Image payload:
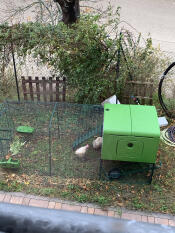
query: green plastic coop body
101 104 160 163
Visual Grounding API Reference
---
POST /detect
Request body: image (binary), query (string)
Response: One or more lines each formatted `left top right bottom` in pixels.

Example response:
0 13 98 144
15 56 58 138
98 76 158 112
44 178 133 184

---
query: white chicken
92 137 103 150
75 144 89 158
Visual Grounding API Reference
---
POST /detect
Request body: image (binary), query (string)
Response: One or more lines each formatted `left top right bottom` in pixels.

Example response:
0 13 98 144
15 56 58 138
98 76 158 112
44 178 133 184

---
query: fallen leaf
24 181 29 185
117 202 123 207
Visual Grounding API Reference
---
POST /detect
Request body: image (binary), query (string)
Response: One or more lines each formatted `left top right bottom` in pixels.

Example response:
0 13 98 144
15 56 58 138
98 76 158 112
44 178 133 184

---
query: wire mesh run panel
0 104 14 158
2 101 104 178
102 104 160 163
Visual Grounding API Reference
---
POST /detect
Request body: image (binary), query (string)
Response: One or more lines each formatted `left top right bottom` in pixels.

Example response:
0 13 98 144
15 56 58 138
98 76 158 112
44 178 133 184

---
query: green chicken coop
101 104 160 183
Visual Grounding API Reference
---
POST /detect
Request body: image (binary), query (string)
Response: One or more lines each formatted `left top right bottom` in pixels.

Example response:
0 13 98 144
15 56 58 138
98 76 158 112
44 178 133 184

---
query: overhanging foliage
0 12 166 103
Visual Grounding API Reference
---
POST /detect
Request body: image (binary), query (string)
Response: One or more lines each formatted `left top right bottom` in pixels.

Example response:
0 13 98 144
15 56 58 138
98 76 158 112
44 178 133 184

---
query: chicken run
0 101 105 179
0 101 157 184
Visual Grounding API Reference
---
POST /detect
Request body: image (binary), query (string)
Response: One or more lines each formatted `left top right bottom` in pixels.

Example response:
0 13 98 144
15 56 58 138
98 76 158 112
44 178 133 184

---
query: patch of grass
9 181 25 192
0 180 25 192
39 188 56 196
0 180 9 191
74 194 89 203
92 195 111 206
60 191 72 199
153 184 162 193
131 198 146 210
160 204 168 212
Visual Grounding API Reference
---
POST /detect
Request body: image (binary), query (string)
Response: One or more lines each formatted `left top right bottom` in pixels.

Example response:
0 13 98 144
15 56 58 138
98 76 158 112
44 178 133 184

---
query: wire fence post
48 127 52 176
48 103 58 176
11 43 20 102
56 107 60 139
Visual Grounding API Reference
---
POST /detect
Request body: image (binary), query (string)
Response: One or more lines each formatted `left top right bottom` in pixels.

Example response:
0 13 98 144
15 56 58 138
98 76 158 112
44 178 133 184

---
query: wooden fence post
35 77 40 101
42 77 47 102
21 76 28 101
63 76 66 101
28 76 34 101
49 77 53 102
56 77 59 102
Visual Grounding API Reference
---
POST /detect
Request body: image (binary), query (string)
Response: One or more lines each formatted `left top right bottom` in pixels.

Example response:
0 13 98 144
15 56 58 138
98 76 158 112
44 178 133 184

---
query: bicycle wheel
158 62 175 118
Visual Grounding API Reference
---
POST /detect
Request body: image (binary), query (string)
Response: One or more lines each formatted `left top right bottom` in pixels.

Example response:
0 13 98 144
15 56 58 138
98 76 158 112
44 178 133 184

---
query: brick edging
0 191 174 227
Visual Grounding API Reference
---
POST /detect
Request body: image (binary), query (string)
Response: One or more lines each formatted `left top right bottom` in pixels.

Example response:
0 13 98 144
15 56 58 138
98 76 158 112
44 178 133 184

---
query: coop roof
103 104 160 138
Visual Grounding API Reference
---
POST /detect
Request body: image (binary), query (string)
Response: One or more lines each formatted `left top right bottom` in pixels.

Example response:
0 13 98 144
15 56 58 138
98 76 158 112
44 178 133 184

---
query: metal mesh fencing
50 102 104 179
0 103 14 158
5 101 57 175
2 101 104 179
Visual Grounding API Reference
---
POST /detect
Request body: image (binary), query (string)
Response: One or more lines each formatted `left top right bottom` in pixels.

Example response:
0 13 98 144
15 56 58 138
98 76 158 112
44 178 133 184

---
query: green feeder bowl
0 158 20 169
16 126 35 134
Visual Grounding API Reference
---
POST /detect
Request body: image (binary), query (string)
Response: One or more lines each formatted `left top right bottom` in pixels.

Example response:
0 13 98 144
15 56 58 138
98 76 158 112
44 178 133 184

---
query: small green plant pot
16 126 35 134
0 158 20 169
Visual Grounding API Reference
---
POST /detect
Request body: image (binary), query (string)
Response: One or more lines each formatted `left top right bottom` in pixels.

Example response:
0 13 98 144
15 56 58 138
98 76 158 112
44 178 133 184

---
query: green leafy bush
10 136 25 156
0 10 167 104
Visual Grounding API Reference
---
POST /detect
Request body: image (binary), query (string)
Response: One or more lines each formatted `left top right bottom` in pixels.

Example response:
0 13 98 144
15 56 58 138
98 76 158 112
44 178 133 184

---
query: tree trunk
53 0 80 24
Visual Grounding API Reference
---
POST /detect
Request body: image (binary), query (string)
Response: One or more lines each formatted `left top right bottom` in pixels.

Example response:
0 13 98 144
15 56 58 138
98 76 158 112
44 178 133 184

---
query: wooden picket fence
21 76 66 102
122 80 154 105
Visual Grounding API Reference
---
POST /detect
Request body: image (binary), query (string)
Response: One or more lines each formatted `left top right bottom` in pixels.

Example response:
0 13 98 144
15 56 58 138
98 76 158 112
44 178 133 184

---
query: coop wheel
108 168 121 180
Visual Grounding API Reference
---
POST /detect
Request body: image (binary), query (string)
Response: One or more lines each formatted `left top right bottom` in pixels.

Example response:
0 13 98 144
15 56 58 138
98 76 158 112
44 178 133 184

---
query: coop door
116 138 144 162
